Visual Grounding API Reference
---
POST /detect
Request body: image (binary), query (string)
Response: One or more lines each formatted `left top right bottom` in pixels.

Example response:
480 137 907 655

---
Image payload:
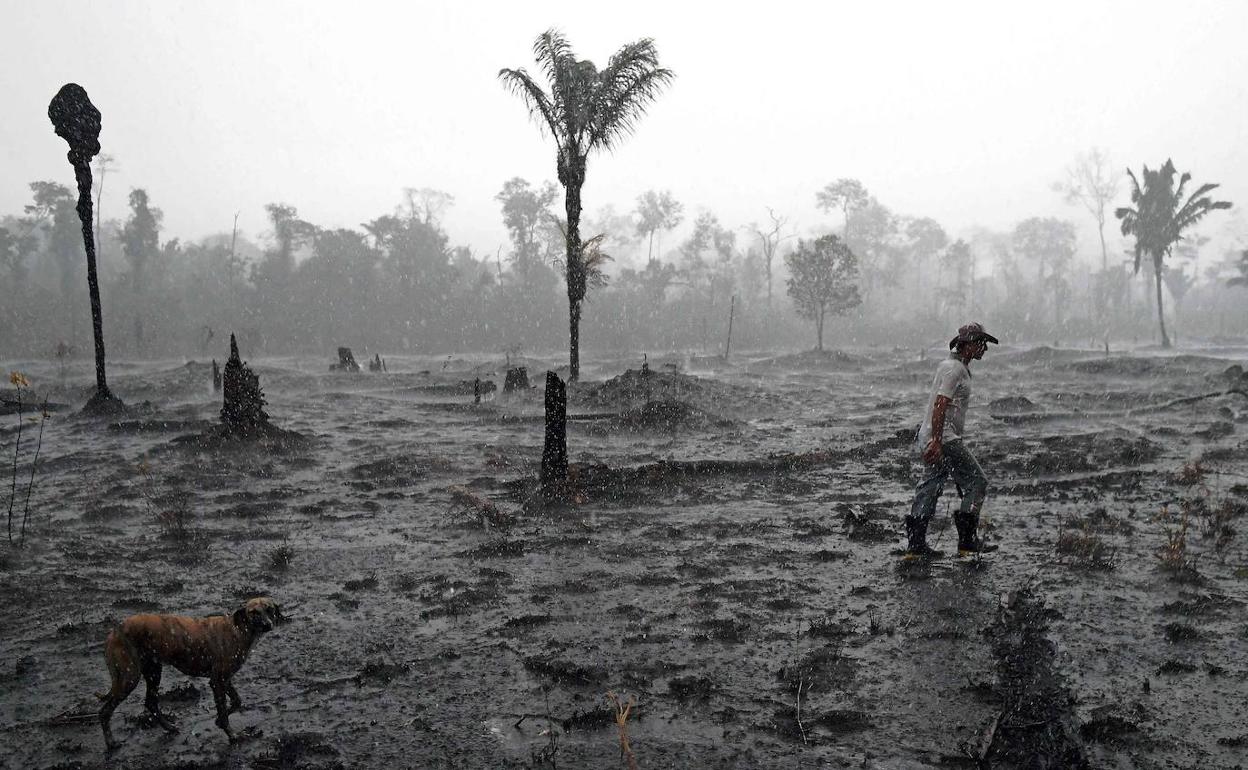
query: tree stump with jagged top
220 334 269 432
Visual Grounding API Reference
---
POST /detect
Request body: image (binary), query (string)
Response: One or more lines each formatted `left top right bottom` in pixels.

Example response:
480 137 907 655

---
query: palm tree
499 29 673 381
1114 160 1231 348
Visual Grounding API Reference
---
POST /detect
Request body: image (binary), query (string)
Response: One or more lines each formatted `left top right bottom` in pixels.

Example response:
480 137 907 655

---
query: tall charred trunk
49 84 120 413
541 371 568 499
74 161 110 399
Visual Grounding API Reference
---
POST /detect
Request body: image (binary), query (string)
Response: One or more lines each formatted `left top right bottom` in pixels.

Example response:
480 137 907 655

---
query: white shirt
917 353 972 446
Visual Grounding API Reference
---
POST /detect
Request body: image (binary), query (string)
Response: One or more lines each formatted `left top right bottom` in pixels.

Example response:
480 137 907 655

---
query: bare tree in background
1054 148 1120 274
1054 148 1121 327
749 207 793 306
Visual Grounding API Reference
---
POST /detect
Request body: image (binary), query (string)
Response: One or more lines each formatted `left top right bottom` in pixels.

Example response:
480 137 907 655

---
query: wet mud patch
753 348 871 371
576 367 768 411
523 654 609 687
1059 354 1235 377
990 432 1162 477
590 399 736 432
347 453 453 485
776 645 857 693
253 731 343 769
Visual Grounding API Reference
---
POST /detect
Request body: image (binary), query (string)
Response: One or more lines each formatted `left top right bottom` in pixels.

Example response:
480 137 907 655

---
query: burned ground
1 346 1246 768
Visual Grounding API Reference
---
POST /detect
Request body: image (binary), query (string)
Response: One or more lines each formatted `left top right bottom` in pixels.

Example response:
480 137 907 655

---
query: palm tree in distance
499 29 673 381
1114 159 1231 348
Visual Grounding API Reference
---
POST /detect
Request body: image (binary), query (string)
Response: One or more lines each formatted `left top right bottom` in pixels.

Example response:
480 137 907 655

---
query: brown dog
97 597 281 750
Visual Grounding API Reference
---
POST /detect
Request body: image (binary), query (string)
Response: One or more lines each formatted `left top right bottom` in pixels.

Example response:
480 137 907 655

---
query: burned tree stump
331 347 360 372
220 333 270 432
368 354 384 372
211 359 221 392
504 366 530 393
540 371 568 500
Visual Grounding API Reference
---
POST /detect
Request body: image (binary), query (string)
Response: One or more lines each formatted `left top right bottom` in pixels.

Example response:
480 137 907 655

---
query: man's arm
923 395 951 463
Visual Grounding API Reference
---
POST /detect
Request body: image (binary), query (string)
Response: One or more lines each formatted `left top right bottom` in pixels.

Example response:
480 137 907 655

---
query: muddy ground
1 344 1246 769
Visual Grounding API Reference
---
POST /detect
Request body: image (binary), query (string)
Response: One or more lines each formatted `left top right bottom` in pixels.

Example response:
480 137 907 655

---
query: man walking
904 322 999 559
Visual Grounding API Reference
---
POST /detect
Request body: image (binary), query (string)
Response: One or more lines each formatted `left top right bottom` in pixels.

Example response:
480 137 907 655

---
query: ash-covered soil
1 345 1247 769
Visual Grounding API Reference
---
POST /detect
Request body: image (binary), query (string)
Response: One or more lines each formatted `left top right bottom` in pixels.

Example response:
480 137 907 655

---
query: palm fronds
497 67 561 141
500 28 673 161
1115 160 1232 274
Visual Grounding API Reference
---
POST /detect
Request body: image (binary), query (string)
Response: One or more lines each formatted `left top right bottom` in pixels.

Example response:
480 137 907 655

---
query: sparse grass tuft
447 485 516 529
1055 519 1116 570
867 610 895 636
268 542 296 570
137 461 202 546
807 614 853 639
1174 461 1207 486
1191 497 1241 556
1156 504 1200 579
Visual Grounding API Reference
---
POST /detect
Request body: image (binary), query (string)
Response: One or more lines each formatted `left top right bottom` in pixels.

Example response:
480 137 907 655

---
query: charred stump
220 334 270 432
211 359 222 391
540 371 568 500
49 83 123 416
368 353 384 372
504 366 530 393
332 347 360 372
979 588 1088 767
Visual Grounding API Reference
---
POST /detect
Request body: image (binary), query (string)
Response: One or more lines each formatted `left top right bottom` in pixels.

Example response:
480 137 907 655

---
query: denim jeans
908 439 988 526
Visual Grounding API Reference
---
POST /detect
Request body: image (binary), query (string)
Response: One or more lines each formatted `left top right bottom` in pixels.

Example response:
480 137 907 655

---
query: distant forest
2 162 1247 361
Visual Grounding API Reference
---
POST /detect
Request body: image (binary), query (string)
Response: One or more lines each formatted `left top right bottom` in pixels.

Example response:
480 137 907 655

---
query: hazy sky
4 1 1246 269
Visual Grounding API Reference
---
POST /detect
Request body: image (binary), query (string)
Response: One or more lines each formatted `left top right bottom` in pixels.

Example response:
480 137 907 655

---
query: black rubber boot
903 517 942 559
955 511 998 556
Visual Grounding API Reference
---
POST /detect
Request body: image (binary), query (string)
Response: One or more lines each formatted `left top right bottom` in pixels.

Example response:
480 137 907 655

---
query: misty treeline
1 160 1245 360
0 178 794 359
